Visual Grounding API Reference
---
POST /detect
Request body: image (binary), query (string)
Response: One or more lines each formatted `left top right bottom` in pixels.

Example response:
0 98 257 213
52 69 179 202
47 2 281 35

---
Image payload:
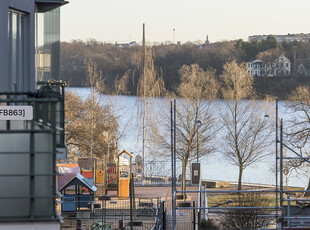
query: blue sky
61 0 310 43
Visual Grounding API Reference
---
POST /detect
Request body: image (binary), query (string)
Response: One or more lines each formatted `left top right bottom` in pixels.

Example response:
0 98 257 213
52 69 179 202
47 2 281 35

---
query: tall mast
142 23 146 178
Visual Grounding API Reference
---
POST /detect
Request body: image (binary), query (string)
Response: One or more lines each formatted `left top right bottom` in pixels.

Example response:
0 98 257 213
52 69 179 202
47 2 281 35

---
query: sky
61 0 310 44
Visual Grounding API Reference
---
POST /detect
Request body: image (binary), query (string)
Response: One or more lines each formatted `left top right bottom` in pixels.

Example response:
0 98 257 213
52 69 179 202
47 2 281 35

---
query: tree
65 91 118 162
285 86 310 187
256 48 284 76
137 43 165 175
220 61 274 190
152 64 219 192
287 86 310 147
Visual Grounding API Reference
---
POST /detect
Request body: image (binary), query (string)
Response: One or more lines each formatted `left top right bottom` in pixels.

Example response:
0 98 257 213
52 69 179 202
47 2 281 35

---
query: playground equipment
116 150 133 198
78 158 96 178
59 173 98 213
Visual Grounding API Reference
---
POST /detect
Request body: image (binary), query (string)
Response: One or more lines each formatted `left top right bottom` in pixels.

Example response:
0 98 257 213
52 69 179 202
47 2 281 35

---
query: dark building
0 1 68 229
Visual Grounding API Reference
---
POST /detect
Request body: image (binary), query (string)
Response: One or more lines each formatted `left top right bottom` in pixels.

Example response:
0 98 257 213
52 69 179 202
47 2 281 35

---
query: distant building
249 33 310 43
204 35 210 45
116 41 140 48
247 55 291 77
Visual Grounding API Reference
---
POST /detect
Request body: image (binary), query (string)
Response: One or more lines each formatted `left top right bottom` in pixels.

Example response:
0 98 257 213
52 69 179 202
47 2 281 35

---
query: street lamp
196 120 203 163
264 99 280 224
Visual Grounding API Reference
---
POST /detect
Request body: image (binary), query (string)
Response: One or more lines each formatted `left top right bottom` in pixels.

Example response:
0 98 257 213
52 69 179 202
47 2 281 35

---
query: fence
58 196 160 230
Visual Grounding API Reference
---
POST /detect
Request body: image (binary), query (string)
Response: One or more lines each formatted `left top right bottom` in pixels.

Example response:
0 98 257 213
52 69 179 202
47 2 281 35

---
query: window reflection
36 8 60 82
8 10 27 92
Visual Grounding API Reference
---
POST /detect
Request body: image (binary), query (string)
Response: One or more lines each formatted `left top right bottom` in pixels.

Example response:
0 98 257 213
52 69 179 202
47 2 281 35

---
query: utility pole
142 23 146 178
170 100 177 230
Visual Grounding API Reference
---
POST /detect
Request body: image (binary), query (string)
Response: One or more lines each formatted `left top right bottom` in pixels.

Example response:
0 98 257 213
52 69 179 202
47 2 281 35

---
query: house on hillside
246 58 264 76
247 55 291 77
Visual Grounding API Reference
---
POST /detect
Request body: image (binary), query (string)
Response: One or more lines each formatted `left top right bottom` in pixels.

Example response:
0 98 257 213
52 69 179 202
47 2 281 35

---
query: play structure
57 149 134 202
116 150 133 198
59 173 98 213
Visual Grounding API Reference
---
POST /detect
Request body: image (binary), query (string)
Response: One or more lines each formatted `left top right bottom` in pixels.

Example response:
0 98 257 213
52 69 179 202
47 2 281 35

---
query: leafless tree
285 86 310 190
257 48 285 76
151 64 219 192
136 46 165 175
65 91 118 162
220 61 274 190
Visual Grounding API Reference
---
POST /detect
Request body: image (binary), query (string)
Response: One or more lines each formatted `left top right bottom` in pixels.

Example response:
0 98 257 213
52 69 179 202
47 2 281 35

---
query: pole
170 101 176 230
275 99 279 222
129 175 133 230
173 99 177 230
193 201 196 230
280 119 284 230
142 23 146 179
197 127 199 163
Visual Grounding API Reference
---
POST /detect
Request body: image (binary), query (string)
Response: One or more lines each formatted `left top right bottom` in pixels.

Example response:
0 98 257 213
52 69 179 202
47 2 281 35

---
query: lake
67 87 309 188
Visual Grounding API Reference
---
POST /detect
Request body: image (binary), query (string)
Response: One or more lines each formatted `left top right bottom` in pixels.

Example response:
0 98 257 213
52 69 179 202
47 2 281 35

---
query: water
67 87 309 188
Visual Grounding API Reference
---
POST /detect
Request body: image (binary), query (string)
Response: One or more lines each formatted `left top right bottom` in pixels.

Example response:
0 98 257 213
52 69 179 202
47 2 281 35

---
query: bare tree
152 64 219 192
65 91 118 162
221 61 274 190
137 45 165 175
257 48 285 76
286 86 310 189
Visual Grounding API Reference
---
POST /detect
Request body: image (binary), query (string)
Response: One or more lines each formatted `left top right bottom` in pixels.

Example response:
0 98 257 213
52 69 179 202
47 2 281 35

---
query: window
8 10 28 92
286 63 289 67
36 8 60 82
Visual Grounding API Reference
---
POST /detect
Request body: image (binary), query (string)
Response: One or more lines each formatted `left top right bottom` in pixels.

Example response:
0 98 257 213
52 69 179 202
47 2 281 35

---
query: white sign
0 106 33 120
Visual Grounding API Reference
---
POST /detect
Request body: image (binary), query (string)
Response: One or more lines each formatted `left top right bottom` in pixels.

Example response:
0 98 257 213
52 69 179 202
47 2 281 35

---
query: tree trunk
238 165 243 190
182 160 186 198
304 178 310 197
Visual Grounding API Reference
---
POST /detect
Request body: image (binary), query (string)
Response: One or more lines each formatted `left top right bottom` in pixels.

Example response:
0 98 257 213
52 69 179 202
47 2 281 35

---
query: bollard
76 218 82 230
119 219 124 229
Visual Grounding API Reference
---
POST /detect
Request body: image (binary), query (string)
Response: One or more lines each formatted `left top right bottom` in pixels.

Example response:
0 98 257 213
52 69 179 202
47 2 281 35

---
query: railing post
193 201 196 230
163 201 166 230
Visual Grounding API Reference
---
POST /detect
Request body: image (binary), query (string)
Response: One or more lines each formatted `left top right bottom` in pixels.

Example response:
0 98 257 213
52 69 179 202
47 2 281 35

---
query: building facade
247 55 291 77
0 1 68 229
249 33 310 43
0 0 67 93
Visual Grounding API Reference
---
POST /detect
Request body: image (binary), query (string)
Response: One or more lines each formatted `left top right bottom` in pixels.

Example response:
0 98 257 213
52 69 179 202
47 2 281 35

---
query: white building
249 33 310 43
247 55 291 77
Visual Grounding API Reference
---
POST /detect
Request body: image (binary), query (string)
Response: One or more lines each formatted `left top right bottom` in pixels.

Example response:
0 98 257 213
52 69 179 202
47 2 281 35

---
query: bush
219 193 272 229
199 218 219 230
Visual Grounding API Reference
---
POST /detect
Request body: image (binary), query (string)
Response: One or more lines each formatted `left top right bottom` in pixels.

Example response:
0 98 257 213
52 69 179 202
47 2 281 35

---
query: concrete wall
0 0 35 92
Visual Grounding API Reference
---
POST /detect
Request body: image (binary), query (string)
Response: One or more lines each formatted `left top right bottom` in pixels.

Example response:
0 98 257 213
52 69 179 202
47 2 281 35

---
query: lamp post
264 99 279 225
196 120 203 163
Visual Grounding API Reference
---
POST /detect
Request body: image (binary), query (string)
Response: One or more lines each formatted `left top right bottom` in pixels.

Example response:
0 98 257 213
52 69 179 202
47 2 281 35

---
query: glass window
36 8 60 82
8 10 28 92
